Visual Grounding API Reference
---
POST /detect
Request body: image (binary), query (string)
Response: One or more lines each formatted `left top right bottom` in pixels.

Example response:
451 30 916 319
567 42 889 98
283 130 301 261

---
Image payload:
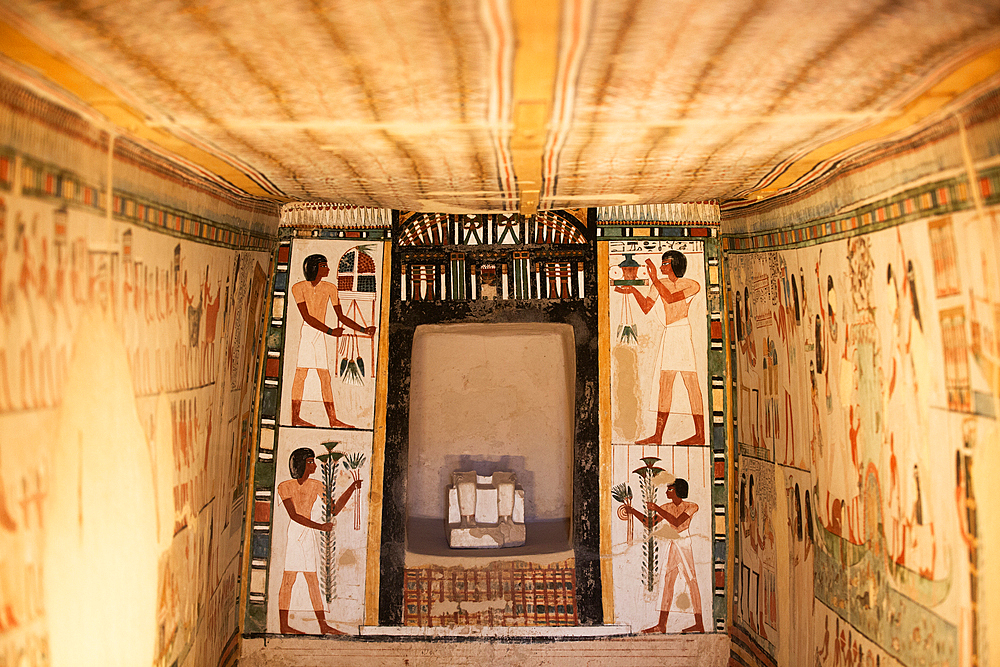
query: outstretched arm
624 503 663 528
295 298 333 334
617 284 657 314
282 498 333 532
645 258 697 304
647 501 693 530
333 305 376 335
331 479 363 516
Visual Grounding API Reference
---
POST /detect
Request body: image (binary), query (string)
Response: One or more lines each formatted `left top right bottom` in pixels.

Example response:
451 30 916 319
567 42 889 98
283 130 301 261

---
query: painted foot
280 624 307 635
292 416 318 427
640 624 666 634
635 434 663 446
676 433 705 446
681 623 705 634
328 418 354 429
319 624 347 635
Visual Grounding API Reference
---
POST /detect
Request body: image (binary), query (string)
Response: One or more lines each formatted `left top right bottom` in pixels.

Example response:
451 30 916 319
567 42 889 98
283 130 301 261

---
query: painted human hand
365 326 376 335
320 521 334 532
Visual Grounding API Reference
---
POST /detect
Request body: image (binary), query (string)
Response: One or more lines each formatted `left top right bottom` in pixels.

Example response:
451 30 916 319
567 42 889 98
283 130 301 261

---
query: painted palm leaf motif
316 441 343 603
633 456 665 592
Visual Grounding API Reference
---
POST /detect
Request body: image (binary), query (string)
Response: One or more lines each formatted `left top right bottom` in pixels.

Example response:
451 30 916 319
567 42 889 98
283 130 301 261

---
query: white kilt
297 323 328 369
285 519 319 572
654 318 698 373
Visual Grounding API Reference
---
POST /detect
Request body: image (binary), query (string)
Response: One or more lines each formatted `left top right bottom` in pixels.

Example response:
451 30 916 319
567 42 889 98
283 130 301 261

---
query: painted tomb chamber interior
0 0 999 665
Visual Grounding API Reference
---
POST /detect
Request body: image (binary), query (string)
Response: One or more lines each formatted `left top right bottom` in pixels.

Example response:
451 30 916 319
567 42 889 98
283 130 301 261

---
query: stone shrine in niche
447 471 526 548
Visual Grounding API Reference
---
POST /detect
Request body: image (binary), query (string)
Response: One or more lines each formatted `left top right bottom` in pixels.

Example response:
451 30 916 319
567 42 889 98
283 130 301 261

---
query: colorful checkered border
278 225 390 241
597 223 719 238
723 166 1000 252
7 150 275 252
243 240 291 633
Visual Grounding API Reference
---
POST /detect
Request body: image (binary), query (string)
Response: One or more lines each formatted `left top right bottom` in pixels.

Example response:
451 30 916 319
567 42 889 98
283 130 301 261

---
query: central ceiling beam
509 0 561 216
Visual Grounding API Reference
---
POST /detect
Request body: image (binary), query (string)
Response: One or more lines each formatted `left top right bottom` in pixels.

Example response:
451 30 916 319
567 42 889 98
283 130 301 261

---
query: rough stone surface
241 633 731 667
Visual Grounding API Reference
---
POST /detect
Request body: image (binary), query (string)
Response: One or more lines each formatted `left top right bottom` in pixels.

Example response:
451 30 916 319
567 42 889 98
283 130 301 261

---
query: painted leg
681 613 705 633
315 610 346 635
291 400 316 427
636 411 670 445
291 368 317 427
317 369 352 428
676 414 705 446
677 372 705 446
278 572 305 634
304 572 346 635
323 401 353 429
278 609 305 635
642 609 670 634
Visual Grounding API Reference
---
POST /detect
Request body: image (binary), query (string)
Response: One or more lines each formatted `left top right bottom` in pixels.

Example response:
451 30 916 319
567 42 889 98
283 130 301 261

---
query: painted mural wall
727 203 997 667
0 74 277 667
606 239 713 634
264 238 382 634
239 214 392 636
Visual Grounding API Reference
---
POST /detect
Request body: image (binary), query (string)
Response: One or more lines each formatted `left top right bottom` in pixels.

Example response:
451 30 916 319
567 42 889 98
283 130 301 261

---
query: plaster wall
723 96 1000 667
0 73 278 667
407 322 575 522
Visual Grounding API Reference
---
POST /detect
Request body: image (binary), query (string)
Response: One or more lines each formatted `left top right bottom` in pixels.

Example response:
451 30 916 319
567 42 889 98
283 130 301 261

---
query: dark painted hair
792 275 800 323
794 483 803 541
661 250 687 277
735 291 744 341
670 477 690 499
804 490 814 544
815 314 824 373
289 447 316 479
303 254 328 281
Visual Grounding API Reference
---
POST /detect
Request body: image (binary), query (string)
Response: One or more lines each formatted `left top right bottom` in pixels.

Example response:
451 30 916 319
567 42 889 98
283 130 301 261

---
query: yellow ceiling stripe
509 0 561 216
0 19 282 201
747 44 1000 199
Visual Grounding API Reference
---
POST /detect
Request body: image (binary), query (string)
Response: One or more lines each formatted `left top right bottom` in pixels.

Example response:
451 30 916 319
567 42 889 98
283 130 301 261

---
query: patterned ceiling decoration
397 209 588 246
280 202 393 229
1 0 999 213
595 203 721 224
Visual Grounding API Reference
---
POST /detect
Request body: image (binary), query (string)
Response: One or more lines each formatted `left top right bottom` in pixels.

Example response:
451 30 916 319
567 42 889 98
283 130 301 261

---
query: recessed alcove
405 323 575 560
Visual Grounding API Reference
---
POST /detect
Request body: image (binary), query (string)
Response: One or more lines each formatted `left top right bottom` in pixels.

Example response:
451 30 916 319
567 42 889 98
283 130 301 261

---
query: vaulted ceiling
2 0 1000 214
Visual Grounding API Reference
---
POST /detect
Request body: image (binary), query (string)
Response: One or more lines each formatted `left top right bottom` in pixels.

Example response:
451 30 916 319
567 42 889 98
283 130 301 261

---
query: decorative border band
4 147 277 251
280 203 393 230
722 166 1000 252
244 240 290 632
596 203 721 224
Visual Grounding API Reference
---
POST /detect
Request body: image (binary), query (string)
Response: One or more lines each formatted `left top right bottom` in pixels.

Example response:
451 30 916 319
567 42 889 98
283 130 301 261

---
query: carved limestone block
446 471 526 548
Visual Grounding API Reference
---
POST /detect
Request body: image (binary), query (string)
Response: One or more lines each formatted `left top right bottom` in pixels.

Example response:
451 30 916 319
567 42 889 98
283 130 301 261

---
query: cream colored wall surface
604 240 713 634
727 204 999 667
407 323 575 522
0 186 272 666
